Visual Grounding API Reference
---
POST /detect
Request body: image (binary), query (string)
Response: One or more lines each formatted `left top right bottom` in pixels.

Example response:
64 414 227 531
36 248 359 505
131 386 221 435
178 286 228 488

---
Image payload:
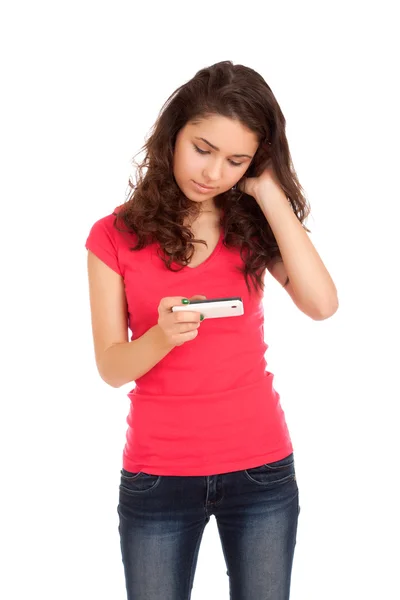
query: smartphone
172 296 244 319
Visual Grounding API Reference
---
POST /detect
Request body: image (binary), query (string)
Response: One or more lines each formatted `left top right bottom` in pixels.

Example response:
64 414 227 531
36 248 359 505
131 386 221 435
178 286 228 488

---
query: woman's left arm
239 169 339 321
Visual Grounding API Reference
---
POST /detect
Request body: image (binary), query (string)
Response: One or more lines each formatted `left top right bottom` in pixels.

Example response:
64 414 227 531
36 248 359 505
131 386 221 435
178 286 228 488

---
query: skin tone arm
87 251 176 388
87 252 203 388
262 191 338 320
239 163 339 320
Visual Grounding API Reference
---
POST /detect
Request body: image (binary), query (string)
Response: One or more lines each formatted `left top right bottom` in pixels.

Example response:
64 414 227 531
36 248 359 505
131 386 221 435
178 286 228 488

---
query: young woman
85 60 338 600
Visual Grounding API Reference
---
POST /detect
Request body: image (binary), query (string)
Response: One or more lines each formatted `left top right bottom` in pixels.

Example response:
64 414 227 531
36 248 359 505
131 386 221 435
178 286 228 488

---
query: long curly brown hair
114 60 311 295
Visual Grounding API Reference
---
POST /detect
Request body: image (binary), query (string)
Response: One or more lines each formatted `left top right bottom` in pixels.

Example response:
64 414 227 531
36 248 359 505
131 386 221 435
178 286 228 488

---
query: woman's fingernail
181 299 190 304
200 314 205 321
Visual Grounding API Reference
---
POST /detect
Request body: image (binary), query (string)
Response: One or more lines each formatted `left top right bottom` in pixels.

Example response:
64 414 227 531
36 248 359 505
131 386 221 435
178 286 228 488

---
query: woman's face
173 114 259 206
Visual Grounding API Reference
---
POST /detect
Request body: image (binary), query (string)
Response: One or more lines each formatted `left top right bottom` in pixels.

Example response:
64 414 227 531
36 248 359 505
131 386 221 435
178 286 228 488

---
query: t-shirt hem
122 443 294 477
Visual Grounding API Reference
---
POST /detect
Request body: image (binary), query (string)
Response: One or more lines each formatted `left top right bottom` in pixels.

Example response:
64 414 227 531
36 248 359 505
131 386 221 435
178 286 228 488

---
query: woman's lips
192 180 216 192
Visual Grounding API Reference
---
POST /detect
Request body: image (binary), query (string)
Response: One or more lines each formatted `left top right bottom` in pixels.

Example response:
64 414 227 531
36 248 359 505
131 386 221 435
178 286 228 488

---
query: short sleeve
85 214 122 276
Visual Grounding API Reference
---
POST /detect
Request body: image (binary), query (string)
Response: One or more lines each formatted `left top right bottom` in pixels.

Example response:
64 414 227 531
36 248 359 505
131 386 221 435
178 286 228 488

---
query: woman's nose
203 159 223 182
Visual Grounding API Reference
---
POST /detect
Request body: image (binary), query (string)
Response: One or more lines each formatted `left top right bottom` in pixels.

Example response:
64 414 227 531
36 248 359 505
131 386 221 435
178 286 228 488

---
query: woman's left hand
237 160 284 205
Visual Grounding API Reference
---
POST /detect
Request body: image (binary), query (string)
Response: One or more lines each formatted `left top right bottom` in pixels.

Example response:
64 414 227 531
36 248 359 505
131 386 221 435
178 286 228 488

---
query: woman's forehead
184 115 259 153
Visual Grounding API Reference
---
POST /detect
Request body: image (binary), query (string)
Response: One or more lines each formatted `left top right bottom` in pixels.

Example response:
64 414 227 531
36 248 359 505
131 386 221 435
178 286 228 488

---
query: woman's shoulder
89 204 126 231
86 204 131 246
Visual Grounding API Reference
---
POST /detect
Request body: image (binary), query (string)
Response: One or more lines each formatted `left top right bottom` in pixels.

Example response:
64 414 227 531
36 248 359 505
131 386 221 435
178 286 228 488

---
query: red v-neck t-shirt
85 207 293 476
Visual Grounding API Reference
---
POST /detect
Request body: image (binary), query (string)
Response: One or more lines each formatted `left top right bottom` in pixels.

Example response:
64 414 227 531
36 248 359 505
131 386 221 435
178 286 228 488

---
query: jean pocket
121 468 143 480
119 469 161 494
243 453 296 486
262 452 294 471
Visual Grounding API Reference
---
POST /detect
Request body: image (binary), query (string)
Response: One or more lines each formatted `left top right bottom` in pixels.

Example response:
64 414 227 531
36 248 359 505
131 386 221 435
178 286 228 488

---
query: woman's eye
193 144 208 155
193 144 242 167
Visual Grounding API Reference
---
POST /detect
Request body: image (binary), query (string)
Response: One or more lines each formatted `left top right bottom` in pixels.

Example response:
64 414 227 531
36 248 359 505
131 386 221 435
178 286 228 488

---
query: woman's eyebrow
194 136 252 159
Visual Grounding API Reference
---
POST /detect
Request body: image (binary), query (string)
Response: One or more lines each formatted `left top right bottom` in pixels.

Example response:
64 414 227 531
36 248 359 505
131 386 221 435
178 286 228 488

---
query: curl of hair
114 60 311 295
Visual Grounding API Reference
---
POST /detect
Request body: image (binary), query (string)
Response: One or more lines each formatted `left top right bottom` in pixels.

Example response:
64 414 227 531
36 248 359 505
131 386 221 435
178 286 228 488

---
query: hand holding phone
158 295 206 347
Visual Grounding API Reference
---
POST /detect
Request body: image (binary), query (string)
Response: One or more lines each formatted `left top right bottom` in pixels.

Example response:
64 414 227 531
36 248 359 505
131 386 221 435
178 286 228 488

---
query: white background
1 1 399 598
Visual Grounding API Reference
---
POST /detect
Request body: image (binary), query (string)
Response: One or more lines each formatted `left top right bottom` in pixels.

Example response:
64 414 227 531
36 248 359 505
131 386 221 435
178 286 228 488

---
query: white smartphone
172 296 244 319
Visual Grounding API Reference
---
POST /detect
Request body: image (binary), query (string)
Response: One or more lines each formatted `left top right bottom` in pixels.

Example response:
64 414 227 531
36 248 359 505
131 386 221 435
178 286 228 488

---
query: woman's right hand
157 295 206 347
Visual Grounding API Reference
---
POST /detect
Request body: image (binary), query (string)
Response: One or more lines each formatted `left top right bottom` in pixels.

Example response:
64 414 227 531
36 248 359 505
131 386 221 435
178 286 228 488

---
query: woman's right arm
87 250 204 387
87 251 176 388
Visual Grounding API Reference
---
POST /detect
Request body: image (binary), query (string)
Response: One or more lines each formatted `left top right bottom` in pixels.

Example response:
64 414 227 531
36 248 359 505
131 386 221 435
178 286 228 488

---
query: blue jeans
117 452 300 600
